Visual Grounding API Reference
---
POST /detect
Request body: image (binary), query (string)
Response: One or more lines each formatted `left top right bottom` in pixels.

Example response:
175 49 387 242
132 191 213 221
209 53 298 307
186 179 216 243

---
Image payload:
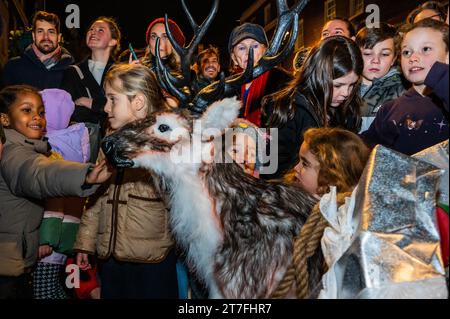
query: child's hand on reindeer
85 160 112 185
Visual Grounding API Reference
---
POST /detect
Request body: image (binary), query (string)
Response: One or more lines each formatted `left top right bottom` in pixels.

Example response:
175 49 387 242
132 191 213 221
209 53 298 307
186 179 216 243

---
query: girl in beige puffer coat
74 64 178 298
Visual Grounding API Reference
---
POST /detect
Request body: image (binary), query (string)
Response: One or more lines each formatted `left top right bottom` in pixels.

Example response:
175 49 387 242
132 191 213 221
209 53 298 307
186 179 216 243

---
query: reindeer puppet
103 0 316 298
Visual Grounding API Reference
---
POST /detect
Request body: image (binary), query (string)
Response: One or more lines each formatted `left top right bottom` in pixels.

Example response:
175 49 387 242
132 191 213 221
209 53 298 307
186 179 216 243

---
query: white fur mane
130 98 241 298
134 153 224 298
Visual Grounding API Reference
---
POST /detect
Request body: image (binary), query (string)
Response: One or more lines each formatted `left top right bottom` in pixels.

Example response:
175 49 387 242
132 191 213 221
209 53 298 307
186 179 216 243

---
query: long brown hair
265 36 363 131
303 127 369 195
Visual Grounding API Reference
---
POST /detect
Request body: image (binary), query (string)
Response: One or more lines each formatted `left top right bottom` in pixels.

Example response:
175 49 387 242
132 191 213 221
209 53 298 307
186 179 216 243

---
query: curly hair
0 85 41 115
303 127 369 195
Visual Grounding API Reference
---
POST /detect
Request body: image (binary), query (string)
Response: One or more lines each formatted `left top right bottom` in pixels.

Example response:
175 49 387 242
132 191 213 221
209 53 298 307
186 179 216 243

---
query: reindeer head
102 97 241 175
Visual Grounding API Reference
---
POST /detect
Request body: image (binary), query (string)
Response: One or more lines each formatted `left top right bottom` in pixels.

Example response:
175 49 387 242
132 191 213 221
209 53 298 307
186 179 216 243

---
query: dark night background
43 0 256 62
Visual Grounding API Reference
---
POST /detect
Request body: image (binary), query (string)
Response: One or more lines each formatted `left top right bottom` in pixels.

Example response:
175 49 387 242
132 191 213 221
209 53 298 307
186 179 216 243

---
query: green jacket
0 129 98 276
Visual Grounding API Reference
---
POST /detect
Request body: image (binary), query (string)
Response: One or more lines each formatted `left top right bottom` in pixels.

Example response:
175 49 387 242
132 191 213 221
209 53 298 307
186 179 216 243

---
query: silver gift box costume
318 145 448 299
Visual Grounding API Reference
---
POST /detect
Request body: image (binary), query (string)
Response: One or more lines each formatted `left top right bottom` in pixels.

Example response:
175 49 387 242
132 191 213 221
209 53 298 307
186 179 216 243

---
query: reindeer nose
101 137 134 169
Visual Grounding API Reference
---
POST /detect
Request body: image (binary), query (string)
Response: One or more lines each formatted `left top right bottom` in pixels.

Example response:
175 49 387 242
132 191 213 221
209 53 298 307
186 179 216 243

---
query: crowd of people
0 0 448 299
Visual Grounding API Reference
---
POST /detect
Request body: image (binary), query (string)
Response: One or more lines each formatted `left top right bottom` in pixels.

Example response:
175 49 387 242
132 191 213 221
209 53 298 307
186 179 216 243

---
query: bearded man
2 11 74 89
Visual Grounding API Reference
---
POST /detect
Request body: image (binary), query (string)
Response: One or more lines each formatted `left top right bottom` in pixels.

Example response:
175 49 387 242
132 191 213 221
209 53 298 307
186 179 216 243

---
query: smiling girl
361 19 449 155
0 85 110 298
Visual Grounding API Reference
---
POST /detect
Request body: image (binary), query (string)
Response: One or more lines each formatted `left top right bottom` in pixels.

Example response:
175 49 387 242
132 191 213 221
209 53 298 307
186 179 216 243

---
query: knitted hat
228 23 269 53
146 18 186 47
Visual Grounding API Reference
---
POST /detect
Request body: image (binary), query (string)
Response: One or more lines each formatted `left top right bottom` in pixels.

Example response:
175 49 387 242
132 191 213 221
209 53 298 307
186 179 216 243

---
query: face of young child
86 20 115 51
294 143 320 196
227 132 257 176
1 92 46 140
401 27 449 90
361 38 396 82
331 71 359 107
104 80 139 130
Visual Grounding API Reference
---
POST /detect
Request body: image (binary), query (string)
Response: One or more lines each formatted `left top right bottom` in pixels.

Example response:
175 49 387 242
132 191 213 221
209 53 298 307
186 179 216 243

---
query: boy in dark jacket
356 23 408 132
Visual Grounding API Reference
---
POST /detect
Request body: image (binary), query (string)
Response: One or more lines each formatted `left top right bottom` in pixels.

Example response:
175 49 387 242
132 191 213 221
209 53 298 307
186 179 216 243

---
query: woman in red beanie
140 18 186 108
142 18 185 74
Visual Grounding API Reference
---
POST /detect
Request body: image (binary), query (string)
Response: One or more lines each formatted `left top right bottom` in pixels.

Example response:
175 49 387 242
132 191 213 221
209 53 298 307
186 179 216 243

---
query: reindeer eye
158 124 171 133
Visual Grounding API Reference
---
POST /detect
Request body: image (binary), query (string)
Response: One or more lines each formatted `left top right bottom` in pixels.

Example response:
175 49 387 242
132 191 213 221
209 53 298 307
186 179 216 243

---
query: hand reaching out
85 160 112 185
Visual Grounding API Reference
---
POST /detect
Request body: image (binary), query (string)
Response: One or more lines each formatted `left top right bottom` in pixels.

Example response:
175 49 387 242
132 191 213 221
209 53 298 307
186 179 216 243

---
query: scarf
241 71 270 127
32 44 62 69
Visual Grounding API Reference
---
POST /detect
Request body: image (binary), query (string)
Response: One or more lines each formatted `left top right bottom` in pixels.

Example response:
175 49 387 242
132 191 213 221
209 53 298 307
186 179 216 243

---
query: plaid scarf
32 44 62 69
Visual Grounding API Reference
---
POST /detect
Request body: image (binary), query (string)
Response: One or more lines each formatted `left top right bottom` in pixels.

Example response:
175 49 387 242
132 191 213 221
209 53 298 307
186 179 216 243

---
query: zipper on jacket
108 168 124 257
106 168 123 258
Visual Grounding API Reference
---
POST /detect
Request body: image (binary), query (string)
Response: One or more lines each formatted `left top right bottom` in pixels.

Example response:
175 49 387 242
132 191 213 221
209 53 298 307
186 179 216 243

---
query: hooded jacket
0 129 97 276
2 45 74 90
41 88 90 163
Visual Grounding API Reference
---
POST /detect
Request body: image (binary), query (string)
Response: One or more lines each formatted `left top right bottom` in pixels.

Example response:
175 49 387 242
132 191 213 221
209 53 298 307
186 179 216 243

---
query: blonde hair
303 127 369 195
104 63 167 115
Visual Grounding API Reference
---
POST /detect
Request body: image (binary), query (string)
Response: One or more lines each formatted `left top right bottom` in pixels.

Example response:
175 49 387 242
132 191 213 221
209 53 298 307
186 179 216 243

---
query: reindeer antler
155 0 310 114
154 0 219 106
